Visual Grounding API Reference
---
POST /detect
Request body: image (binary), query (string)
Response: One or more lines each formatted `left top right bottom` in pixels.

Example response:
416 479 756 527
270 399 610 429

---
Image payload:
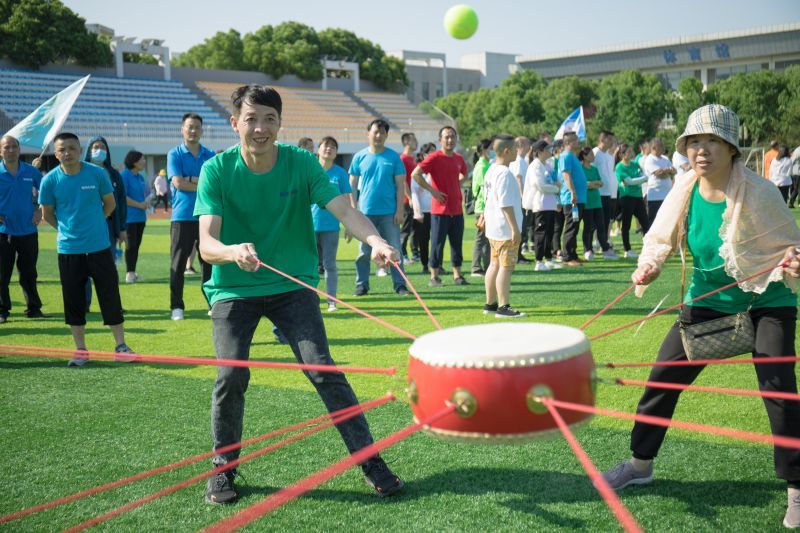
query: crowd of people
2 88 800 524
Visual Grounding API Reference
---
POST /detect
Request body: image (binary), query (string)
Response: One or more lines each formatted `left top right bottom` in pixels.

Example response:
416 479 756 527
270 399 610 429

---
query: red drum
408 323 595 443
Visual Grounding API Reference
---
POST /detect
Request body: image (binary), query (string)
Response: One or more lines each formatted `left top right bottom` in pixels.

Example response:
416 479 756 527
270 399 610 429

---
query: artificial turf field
2 214 799 532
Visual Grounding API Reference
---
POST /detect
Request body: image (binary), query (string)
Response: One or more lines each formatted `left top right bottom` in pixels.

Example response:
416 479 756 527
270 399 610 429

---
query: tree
594 70 669 144
541 76 596 132
713 70 785 145
173 30 246 71
0 0 112 68
674 77 705 133
319 27 406 89
776 66 800 147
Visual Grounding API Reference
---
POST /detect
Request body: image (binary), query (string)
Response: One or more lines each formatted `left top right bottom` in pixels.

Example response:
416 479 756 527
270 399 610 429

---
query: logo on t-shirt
81 185 97 190
279 189 298 198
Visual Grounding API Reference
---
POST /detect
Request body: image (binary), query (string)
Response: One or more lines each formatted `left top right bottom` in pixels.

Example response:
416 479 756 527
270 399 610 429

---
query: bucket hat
675 104 740 156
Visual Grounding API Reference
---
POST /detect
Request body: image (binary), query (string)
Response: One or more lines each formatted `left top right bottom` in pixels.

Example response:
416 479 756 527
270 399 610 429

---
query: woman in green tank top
601 105 800 529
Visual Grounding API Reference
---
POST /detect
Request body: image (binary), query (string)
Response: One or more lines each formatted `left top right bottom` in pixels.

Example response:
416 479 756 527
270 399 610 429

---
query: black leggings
620 196 650 251
125 222 146 272
630 306 800 483
533 210 555 261
582 207 609 253
413 213 431 269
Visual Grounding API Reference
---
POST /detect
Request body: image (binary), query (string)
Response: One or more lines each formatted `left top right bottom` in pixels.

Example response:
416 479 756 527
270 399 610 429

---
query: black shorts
58 249 123 326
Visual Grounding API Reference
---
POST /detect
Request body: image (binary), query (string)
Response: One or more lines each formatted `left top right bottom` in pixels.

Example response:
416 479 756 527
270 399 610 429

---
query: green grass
1 215 798 532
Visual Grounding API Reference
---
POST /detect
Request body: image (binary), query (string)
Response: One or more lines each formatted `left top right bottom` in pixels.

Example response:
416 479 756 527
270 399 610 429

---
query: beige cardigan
636 161 800 297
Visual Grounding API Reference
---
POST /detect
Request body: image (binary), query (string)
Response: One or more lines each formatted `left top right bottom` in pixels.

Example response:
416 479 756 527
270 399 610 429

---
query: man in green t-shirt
194 85 404 505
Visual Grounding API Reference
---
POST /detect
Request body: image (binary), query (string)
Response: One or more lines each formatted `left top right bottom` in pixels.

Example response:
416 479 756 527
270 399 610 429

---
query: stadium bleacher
0 68 233 144
0 67 451 155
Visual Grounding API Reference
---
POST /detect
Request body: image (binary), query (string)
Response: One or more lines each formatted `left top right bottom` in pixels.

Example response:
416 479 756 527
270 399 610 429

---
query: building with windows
516 23 800 89
397 23 800 105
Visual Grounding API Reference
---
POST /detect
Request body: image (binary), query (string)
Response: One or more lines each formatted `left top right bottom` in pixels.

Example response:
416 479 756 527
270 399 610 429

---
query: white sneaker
603 249 619 260
584 251 595 261
207 309 213 317
545 260 562 270
402 257 414 265
67 350 89 367
376 268 388 277
534 261 551 272
125 272 136 284
171 308 184 320
624 250 639 259
327 303 338 312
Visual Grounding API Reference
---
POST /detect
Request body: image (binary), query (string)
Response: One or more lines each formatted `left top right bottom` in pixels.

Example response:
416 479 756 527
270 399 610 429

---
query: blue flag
4 75 90 150
555 106 586 141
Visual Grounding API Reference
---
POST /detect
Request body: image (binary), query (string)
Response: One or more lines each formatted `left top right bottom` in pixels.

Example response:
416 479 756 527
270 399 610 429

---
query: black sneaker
25 309 48 318
453 276 469 286
205 468 239 505
353 286 369 297
362 457 404 498
495 305 526 319
396 286 410 296
421 267 430 275
482 303 498 314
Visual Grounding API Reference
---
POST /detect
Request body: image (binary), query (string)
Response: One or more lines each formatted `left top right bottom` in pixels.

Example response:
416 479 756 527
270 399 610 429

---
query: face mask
488 150 497 160
90 148 107 163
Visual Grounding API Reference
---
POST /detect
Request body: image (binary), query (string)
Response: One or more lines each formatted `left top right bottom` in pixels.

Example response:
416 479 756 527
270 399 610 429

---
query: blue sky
63 0 799 66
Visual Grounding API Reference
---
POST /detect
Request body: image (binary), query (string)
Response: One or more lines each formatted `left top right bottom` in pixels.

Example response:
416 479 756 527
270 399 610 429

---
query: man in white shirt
483 134 525 319
672 150 690 180
643 137 676 227
508 136 532 262
789 144 800 209
592 130 619 258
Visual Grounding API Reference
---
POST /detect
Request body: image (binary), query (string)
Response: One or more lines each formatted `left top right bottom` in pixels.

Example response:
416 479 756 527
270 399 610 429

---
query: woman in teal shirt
614 144 649 257
603 105 800 528
579 147 610 260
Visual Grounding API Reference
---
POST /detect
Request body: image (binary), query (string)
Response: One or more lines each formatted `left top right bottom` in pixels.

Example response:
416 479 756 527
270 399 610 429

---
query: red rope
61 395 394 533
203 402 457 533
604 356 800 369
615 378 800 402
544 402 643 533
256 261 416 340
0 344 396 376
580 283 636 330
1 395 392 525
544 398 800 450
389 260 443 330
590 261 788 342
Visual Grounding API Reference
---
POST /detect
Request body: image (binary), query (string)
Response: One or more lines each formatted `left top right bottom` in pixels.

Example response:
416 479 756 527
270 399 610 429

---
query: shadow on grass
231 468 779 529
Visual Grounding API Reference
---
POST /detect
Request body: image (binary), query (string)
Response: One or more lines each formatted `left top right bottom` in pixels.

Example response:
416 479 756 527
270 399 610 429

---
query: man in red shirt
411 126 468 286
399 132 418 264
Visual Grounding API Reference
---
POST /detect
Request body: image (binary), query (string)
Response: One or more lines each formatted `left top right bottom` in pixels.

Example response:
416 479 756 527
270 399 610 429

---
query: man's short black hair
600 129 614 139
124 150 144 170
231 85 283 116
439 125 457 139
182 113 203 125
367 119 390 133
53 132 79 144
401 132 416 145
319 136 339 150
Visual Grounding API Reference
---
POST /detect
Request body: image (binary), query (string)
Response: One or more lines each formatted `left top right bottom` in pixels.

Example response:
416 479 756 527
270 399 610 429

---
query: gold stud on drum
451 388 478 418
407 380 419 404
526 384 554 414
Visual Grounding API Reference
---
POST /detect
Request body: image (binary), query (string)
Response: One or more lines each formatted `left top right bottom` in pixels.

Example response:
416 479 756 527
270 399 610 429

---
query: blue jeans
355 214 405 292
209 289 374 464
317 230 339 304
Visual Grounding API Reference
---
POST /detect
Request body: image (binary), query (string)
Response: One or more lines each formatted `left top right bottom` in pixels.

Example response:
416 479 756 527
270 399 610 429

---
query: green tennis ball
444 4 478 40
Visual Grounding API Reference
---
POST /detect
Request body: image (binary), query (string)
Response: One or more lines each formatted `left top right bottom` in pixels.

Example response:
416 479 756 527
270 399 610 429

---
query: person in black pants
167 113 215 320
602 104 800 529
0 135 45 322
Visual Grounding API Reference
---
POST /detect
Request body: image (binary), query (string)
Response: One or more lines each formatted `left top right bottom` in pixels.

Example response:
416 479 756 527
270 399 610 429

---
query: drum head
409 322 590 368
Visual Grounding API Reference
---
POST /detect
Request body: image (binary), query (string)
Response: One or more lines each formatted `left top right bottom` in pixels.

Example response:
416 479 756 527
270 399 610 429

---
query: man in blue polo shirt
0 135 45 323
39 132 135 366
348 119 408 296
558 132 588 267
167 112 216 320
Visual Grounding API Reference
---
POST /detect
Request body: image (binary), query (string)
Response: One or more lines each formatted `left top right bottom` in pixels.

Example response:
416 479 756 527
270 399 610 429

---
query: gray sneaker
785 488 800 528
602 460 653 490
114 343 140 363
67 349 89 367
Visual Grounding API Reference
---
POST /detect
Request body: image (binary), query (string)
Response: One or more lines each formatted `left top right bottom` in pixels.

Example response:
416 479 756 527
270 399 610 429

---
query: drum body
408 323 595 443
